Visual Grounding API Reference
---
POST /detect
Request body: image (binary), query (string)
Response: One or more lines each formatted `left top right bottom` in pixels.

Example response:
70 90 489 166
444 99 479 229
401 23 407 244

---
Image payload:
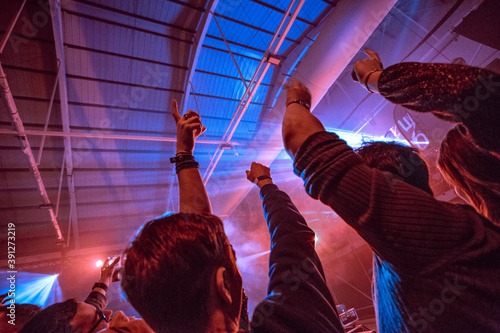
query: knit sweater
250 184 343 333
294 130 500 332
85 290 107 312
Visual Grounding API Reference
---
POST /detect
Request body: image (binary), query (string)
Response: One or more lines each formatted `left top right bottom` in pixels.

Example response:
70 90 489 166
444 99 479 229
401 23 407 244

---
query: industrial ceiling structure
1 0 499 324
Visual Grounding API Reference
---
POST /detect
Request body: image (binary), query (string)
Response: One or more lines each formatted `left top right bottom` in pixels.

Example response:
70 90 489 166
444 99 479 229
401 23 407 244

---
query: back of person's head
18 299 77 333
122 213 240 333
0 303 42 333
356 141 433 195
438 125 500 223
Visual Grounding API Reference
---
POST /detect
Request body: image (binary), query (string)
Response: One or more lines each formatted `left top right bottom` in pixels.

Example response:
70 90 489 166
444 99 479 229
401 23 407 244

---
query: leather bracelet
175 160 199 174
364 69 382 93
170 155 195 163
286 100 310 111
92 282 108 292
256 175 272 182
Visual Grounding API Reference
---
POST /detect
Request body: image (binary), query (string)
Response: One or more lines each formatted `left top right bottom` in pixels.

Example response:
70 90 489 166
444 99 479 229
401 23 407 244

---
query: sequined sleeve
378 62 500 152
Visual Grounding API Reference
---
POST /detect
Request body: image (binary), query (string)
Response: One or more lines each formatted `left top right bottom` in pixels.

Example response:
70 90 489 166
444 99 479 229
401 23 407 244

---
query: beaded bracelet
175 160 199 174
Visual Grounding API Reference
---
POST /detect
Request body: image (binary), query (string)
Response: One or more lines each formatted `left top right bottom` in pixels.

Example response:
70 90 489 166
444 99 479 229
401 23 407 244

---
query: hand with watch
246 162 273 189
284 79 312 111
351 49 384 93
93 257 120 294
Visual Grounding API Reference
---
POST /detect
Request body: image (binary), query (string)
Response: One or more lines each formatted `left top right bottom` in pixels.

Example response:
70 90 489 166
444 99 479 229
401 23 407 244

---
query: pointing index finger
172 99 181 123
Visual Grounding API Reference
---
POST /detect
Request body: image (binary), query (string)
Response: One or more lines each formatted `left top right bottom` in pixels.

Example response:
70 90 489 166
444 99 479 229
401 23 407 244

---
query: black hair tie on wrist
257 175 272 182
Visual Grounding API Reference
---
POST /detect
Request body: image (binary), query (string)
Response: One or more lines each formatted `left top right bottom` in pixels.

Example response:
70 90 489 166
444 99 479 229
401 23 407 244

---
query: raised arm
282 79 325 159
171 99 211 214
353 50 500 152
84 257 120 311
246 162 343 333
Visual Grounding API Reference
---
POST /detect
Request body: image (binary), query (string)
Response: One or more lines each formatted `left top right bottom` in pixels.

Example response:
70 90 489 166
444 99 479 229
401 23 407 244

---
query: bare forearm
366 70 381 93
282 103 325 159
178 168 212 214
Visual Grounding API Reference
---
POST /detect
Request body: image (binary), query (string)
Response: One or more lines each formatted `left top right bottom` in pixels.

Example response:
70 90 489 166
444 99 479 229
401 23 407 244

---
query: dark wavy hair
438 125 500 223
121 213 238 333
18 299 77 333
356 141 433 195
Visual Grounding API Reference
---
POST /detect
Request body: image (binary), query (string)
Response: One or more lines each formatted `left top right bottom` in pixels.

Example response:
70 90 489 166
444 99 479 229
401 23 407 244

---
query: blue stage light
0 272 63 307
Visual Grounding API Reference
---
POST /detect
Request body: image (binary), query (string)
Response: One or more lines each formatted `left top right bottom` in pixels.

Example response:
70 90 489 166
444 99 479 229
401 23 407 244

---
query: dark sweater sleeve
84 291 107 311
293 131 489 273
250 184 343 333
379 62 500 153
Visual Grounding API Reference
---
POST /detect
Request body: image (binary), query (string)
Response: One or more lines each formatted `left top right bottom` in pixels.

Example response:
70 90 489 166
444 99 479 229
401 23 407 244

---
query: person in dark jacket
282 76 500 333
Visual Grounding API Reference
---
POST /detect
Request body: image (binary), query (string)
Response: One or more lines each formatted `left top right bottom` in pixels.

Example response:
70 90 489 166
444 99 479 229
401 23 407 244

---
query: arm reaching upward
246 162 343 332
171 99 211 214
352 50 500 153
282 79 325 159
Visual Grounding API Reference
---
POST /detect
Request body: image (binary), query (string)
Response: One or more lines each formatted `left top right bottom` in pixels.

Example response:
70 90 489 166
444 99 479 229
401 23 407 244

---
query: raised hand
284 79 312 110
171 99 206 155
351 49 384 84
99 256 120 287
246 162 272 188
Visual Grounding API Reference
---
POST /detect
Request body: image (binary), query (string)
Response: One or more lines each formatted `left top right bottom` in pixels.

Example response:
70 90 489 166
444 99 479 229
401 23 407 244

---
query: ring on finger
183 114 189 120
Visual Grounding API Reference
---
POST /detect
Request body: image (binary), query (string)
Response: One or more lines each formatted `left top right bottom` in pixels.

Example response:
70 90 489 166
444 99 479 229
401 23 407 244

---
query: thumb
171 99 181 123
351 68 359 82
365 49 381 63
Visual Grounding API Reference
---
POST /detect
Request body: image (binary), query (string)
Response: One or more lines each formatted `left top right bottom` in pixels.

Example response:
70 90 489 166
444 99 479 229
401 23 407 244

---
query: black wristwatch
92 282 108 292
257 175 272 182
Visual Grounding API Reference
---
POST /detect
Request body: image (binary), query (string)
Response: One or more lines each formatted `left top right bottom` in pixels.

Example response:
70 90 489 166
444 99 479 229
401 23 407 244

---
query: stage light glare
96 260 104 267
315 235 319 245
0 272 63 307
325 127 410 149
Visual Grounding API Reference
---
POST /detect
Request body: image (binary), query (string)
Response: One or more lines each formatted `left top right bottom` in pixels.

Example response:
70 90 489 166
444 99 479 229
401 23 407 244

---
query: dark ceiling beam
249 0 314 25
202 44 261 61
62 10 193 44
64 44 188 70
195 69 272 87
205 34 266 53
66 74 184 93
189 92 265 105
159 0 205 12
0 29 54 45
213 13 298 44
2 63 57 76
71 0 197 34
